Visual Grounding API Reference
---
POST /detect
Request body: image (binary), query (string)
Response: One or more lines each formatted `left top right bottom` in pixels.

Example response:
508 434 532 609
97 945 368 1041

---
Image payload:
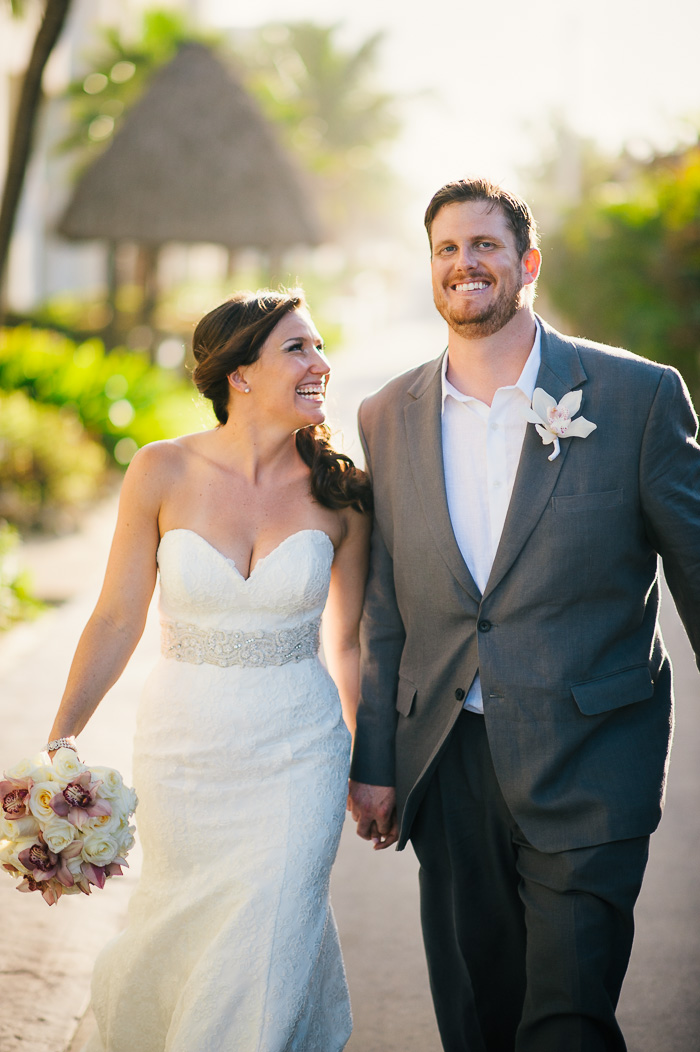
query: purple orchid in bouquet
49 771 112 828
0 776 33 820
0 749 137 906
14 834 82 904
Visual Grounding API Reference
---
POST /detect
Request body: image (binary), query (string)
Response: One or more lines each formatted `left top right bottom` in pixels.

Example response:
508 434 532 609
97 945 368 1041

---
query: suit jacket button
455 688 465 701
478 619 492 632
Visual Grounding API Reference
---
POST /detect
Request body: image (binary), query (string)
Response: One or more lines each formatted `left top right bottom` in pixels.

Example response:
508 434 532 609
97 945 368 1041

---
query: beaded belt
160 617 321 668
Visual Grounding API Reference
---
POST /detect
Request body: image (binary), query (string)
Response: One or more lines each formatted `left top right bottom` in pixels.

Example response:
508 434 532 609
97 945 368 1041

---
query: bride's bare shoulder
126 433 213 478
121 431 212 492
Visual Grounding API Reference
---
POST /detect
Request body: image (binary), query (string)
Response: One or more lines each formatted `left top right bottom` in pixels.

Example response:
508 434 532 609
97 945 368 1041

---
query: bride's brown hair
192 289 372 514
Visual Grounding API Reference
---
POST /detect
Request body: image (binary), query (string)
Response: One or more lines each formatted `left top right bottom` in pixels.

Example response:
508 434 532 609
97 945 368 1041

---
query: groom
348 178 700 1052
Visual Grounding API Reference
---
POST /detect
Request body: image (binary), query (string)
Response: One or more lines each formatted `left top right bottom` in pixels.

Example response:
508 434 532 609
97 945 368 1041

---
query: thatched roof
58 43 323 249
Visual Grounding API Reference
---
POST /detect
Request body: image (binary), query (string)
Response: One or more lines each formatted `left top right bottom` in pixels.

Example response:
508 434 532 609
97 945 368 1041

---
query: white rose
42 816 77 854
6 755 53 782
0 814 40 839
83 808 120 836
113 821 136 856
51 749 87 784
29 781 61 822
0 834 36 874
88 765 124 799
113 783 138 818
81 831 119 867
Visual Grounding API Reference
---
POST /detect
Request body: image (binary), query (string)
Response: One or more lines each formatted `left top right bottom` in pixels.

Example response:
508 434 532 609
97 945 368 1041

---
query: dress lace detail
161 616 321 667
85 528 352 1052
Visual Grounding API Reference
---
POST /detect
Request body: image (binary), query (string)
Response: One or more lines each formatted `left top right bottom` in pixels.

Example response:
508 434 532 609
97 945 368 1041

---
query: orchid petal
534 424 556 445
558 389 583 416
523 407 544 424
87 801 112 819
566 416 597 439
49 793 69 817
69 808 90 829
81 862 107 889
532 388 557 417
56 859 75 888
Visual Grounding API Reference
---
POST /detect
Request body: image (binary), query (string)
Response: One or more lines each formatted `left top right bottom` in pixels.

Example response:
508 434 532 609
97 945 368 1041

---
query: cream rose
115 783 138 816
81 831 119 867
0 834 37 874
7 755 53 782
113 821 136 855
83 808 121 836
29 781 61 822
50 748 87 784
42 816 77 855
0 814 40 839
88 765 124 798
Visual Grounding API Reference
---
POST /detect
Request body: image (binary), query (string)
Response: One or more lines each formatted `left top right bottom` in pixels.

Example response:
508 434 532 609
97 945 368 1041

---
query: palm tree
240 22 401 236
0 0 73 318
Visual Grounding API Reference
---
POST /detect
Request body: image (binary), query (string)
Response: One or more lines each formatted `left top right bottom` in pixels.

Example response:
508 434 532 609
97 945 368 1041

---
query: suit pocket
570 665 654 716
396 676 417 717
552 488 624 513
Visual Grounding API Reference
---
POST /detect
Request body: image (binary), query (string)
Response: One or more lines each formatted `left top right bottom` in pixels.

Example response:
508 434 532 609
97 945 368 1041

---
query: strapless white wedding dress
86 528 353 1052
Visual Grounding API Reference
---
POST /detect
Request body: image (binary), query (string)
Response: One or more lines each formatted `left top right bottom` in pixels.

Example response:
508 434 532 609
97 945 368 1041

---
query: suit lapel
404 355 482 602
483 321 589 599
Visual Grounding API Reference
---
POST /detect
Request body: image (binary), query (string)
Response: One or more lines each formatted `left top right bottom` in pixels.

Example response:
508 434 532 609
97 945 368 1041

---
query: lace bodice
157 528 334 633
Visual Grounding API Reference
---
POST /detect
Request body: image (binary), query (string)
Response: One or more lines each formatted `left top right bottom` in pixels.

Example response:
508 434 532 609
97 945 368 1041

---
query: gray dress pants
410 710 650 1052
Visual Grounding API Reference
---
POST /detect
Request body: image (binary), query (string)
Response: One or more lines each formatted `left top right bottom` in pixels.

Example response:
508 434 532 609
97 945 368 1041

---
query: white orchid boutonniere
525 388 596 461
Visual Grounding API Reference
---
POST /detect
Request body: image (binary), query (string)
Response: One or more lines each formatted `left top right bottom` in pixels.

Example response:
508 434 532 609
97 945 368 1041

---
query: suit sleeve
640 366 700 670
349 405 405 786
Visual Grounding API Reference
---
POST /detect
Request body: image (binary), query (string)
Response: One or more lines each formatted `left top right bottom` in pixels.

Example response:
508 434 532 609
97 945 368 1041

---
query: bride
45 288 371 1051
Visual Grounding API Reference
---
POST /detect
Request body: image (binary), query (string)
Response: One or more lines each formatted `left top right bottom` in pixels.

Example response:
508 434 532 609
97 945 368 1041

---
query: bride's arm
46 444 167 748
322 508 371 740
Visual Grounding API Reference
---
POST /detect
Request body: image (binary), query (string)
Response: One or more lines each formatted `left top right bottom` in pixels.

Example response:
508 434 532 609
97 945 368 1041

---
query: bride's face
240 308 330 428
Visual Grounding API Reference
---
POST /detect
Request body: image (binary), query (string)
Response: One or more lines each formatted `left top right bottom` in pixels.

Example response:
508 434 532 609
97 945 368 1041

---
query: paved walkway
1 310 699 1051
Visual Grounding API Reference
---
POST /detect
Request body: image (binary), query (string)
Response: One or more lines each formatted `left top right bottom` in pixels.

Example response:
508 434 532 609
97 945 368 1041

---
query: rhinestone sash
160 617 321 668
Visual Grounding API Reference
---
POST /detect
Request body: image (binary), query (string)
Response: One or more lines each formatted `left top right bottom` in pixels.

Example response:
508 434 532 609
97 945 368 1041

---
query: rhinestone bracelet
44 736 78 754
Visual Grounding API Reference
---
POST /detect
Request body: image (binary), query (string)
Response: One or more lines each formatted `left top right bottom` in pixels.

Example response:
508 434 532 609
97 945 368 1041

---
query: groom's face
430 199 539 339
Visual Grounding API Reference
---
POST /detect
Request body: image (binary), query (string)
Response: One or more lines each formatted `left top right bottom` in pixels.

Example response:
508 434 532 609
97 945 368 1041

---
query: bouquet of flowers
0 748 137 906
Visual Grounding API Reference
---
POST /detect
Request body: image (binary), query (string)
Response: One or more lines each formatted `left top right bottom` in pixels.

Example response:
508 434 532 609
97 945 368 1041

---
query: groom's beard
434 273 527 339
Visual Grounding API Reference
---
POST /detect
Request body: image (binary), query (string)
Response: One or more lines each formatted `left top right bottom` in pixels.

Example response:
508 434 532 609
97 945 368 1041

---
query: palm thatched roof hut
58 42 323 249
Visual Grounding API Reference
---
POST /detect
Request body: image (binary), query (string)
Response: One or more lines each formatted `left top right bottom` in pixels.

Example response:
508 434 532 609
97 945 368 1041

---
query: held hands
347 780 398 850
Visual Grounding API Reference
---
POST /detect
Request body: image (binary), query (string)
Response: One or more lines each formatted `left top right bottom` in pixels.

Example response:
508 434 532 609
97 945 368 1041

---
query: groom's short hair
424 178 539 259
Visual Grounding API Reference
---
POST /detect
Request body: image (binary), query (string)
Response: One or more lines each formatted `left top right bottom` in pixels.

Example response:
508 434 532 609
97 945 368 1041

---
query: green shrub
0 390 108 532
0 521 45 631
0 326 210 464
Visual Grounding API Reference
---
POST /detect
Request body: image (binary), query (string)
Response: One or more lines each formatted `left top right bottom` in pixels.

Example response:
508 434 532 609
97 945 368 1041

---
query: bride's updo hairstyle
192 288 372 514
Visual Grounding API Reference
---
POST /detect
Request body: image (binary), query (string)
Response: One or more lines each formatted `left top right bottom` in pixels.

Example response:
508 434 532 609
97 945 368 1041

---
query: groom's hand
348 780 398 850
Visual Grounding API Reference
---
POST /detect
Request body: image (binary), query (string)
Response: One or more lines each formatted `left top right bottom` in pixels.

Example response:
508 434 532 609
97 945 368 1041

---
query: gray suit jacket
350 317 700 852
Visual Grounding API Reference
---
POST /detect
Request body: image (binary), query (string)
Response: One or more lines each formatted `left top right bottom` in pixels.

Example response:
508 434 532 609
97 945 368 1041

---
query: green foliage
59 7 219 171
0 390 107 531
0 520 44 631
541 142 700 401
0 325 210 463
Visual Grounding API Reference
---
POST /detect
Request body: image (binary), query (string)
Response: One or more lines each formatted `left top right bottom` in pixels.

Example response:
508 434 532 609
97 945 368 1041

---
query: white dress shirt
441 322 541 713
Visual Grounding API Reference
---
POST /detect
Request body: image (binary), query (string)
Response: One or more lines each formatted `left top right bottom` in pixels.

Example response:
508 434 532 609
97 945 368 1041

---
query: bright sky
204 0 700 208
